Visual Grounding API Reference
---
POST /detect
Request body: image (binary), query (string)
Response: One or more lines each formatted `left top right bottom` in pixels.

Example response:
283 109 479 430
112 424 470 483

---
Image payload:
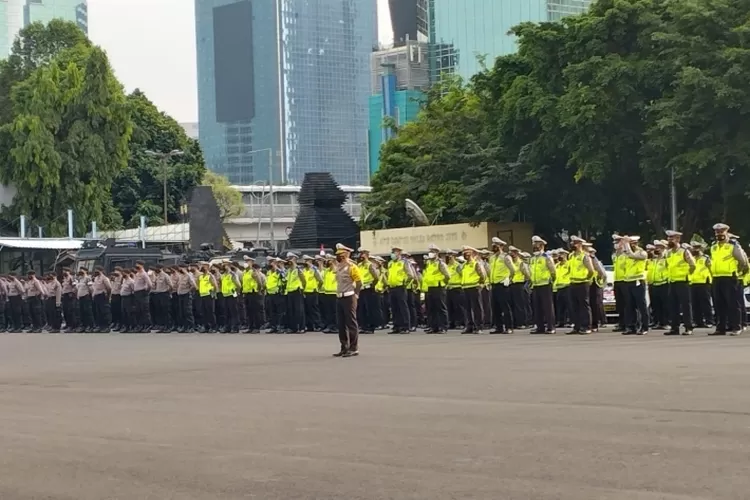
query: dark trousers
93 293 111 330
407 290 419 329
389 286 409 332
669 281 693 332
215 294 226 327
691 283 713 327
244 292 264 330
481 287 492 327
268 293 285 330
426 287 448 332
613 282 625 329
45 297 62 331
463 286 483 332
303 292 321 330
319 293 337 329
0 299 6 330
555 287 572 326
490 285 513 331
223 296 239 331
171 294 180 329
192 291 202 326
510 283 527 327
337 294 359 351
199 295 216 329
28 296 43 329
286 290 305 332
569 283 591 332
532 284 555 332
134 290 151 328
78 295 94 329
623 281 648 332
649 285 669 327
121 295 134 329
447 287 465 328
713 276 739 333
152 292 170 328
111 295 121 326
589 285 605 329
9 295 23 331
738 281 747 327
357 288 380 332
178 293 195 329
61 293 77 329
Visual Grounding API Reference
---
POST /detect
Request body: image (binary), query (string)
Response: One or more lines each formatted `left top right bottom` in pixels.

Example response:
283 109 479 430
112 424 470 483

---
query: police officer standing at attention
301 255 322 331
460 246 487 334
619 236 649 335
24 270 44 333
689 241 713 328
710 223 748 335
356 248 380 335
567 236 594 334
76 268 95 333
665 230 695 336
7 273 24 332
387 246 415 334
611 234 627 332
92 266 112 333
488 237 515 334
110 267 123 331
284 253 306 334
529 236 557 334
45 273 62 333
332 244 362 358
648 241 670 329
586 245 608 332
60 268 77 332
423 248 451 334
445 250 465 330
133 261 152 333
152 265 172 333
241 256 265 333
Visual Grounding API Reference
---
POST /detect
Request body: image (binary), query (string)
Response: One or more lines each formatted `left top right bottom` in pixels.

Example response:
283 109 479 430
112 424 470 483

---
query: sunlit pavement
0 328 748 499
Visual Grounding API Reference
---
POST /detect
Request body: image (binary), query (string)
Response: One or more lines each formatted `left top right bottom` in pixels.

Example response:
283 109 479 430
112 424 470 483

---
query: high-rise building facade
388 0 428 45
0 0 88 56
196 0 375 186
429 0 592 82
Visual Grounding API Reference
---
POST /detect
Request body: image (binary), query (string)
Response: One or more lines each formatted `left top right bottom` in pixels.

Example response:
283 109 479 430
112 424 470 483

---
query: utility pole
670 166 677 230
145 149 184 224
247 148 276 250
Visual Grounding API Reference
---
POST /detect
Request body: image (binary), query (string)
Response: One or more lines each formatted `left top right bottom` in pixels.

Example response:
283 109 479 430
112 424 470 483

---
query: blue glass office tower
0 0 88 56
196 0 375 186
429 0 592 82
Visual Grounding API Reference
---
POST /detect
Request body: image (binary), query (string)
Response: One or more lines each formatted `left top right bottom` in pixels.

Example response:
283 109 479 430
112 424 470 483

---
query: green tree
202 170 243 220
111 90 206 227
0 22 131 235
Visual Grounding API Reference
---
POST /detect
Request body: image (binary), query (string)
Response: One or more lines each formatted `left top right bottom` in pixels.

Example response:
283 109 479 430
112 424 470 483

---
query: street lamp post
246 148 276 249
145 149 184 224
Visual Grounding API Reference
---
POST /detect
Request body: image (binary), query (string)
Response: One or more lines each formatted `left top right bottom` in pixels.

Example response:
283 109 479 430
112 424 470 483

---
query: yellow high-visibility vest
198 274 214 297
286 269 303 293
613 254 627 282
375 273 386 293
689 255 712 285
624 256 647 282
220 274 236 296
241 271 258 293
447 262 462 288
423 261 446 288
358 262 375 286
489 254 511 285
530 254 552 287
667 249 690 282
387 260 407 287
710 243 738 278
554 261 570 291
461 259 480 288
266 271 281 294
303 268 318 293
568 252 590 283
322 268 337 294
512 257 526 284
648 258 668 286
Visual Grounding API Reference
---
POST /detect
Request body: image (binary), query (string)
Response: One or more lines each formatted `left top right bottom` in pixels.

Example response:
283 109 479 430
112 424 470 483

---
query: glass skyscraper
0 0 88 56
429 0 592 82
196 0 375 186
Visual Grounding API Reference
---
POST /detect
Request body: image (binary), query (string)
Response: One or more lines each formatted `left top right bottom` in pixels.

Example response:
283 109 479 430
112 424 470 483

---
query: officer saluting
332 244 363 358
529 236 557 334
665 230 695 336
710 223 748 335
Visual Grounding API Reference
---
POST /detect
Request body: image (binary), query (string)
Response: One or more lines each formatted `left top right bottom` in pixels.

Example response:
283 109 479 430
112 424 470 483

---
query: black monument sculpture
287 172 359 250
188 185 229 252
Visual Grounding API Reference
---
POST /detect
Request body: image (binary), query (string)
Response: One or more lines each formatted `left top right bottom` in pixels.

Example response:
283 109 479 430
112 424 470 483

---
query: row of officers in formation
0 223 745 337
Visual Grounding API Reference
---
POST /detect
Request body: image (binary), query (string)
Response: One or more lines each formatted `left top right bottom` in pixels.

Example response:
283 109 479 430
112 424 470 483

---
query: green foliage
202 170 243 220
0 22 130 235
364 0 750 244
111 90 206 227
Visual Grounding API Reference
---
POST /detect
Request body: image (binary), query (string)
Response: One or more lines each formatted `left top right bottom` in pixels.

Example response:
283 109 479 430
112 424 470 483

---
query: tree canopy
202 170 243 221
364 0 750 248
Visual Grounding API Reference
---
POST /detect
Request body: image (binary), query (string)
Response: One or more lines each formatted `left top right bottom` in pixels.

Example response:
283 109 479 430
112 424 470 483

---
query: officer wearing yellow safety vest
332 244 363 358
445 249 465 330
665 230 696 335
356 248 381 334
197 263 218 333
371 255 388 329
478 249 492 330
553 248 572 328
488 237 516 334
460 246 487 334
618 235 649 335
219 264 241 333
710 223 748 335
301 255 323 331
386 246 415 334
647 240 670 329
509 246 531 329
585 244 608 332
265 257 285 333
241 256 266 333
611 234 628 332
318 254 339 333
284 253 307 334
529 236 557 334
423 247 451 334
567 236 594 334
689 241 713 329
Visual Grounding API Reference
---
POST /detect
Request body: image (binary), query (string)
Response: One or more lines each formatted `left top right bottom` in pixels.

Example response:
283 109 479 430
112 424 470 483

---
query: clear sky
87 0 393 124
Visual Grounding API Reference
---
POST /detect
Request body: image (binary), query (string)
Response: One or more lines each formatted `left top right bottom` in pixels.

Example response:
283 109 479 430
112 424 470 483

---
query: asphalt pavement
1 328 749 499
